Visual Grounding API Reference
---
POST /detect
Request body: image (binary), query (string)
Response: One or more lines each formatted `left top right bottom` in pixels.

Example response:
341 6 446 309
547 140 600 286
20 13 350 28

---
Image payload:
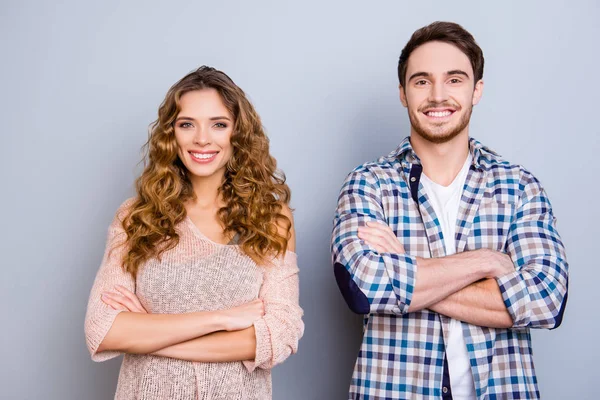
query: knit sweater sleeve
84 199 135 362
243 252 304 372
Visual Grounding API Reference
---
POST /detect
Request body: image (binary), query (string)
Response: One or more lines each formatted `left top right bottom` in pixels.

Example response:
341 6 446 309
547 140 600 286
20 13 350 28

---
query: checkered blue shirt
331 137 569 399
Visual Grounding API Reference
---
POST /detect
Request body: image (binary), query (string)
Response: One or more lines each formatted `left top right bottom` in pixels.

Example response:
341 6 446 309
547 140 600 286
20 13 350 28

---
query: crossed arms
84 205 303 371
332 169 569 330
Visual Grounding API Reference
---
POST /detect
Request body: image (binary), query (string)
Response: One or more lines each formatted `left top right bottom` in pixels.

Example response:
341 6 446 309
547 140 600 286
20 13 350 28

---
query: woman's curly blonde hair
120 66 291 278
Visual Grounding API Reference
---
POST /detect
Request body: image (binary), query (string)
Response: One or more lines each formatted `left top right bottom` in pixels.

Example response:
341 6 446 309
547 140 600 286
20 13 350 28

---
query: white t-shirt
420 153 476 400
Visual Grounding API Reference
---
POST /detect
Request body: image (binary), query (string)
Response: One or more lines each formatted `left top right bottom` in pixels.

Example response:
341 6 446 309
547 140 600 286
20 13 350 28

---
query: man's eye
416 80 427 85
449 78 461 84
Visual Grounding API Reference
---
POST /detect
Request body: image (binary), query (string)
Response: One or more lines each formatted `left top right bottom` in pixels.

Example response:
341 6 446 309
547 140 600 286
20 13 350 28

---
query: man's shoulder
473 139 539 182
345 155 402 183
475 143 546 205
481 153 540 186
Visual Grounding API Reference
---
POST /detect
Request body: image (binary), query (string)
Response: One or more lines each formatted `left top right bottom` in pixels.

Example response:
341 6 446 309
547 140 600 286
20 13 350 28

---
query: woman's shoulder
102 197 138 244
278 203 294 223
111 197 138 224
277 203 295 253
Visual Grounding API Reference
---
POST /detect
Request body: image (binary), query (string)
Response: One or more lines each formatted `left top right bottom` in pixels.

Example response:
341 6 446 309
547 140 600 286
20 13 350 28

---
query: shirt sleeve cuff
385 253 417 314
496 270 530 328
86 307 126 362
242 317 272 372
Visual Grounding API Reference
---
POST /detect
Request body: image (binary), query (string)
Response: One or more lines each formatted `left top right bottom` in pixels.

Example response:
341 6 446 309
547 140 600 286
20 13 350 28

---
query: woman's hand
101 286 264 332
220 299 265 331
101 285 148 313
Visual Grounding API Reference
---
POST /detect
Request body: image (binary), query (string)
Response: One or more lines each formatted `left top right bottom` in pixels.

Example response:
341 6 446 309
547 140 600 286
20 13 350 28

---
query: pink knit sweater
84 199 304 399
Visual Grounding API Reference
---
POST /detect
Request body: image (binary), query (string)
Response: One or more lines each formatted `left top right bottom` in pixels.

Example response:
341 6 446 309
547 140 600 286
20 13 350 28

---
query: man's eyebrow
408 70 471 82
408 72 430 82
446 70 470 78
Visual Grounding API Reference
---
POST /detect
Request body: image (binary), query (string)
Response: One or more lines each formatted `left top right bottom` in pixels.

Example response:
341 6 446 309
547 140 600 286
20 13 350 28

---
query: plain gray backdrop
1 0 598 399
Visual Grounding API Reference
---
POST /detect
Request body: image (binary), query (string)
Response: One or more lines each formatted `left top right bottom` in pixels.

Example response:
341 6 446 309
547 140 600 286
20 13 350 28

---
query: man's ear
472 79 484 106
399 84 408 108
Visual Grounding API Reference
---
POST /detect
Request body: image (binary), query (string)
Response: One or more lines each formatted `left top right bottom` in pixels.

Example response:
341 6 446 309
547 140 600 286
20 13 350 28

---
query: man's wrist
455 250 495 280
417 250 497 281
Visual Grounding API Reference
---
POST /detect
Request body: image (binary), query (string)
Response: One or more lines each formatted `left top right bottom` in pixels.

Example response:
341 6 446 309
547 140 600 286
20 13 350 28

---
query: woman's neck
187 172 225 209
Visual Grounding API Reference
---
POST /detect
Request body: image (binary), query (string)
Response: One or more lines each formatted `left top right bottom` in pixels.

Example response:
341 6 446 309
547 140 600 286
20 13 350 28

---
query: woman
84 66 304 399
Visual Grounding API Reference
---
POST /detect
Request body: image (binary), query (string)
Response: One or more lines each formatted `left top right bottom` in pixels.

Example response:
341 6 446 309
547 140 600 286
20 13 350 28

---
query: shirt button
410 177 416 182
442 387 448 394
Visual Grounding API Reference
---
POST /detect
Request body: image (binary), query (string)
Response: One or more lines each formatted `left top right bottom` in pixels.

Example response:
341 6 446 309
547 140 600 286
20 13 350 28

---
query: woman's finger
103 292 137 312
101 295 119 310
115 285 147 313
101 294 130 311
101 293 127 310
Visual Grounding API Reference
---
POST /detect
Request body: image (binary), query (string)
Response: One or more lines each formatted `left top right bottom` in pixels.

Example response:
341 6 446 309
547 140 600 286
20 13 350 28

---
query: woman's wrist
195 310 228 334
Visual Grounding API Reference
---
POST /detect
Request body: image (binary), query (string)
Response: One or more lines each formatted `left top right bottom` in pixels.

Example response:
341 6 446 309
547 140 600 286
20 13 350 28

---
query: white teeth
427 111 452 117
191 152 216 159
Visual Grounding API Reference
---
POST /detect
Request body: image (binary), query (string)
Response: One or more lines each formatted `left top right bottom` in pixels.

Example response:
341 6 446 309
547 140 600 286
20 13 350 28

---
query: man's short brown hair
398 21 484 87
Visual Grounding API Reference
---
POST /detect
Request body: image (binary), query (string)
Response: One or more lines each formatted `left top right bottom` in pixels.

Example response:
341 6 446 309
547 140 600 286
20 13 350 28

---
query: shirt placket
403 156 453 397
454 166 495 399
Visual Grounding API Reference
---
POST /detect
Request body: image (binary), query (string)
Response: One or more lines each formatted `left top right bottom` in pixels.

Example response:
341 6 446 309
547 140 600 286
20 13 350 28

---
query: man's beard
408 102 473 144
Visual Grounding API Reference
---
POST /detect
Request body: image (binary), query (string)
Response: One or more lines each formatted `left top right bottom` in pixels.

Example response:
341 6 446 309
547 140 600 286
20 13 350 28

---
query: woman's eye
214 122 227 129
179 122 193 128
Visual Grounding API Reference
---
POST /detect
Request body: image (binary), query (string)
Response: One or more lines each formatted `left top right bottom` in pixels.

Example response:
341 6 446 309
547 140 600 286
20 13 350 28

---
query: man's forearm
152 327 256 362
355 220 516 316
408 249 501 312
429 278 513 328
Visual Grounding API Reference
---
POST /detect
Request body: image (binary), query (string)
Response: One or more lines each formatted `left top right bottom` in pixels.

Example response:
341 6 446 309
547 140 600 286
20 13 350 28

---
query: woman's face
174 89 234 182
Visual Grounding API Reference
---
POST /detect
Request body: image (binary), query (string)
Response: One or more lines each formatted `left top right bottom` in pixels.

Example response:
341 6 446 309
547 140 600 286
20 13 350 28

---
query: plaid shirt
331 137 569 400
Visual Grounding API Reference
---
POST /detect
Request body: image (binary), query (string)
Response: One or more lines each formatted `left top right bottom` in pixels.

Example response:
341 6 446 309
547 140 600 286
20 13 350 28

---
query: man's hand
473 248 515 278
357 222 514 279
358 222 515 278
357 221 405 254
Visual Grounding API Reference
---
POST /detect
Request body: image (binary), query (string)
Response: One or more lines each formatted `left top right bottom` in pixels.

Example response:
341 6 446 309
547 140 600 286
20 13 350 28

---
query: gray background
1 0 597 399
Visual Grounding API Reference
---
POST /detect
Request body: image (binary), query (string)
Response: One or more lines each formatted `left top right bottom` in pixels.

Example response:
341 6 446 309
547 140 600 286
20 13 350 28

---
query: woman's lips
189 151 218 164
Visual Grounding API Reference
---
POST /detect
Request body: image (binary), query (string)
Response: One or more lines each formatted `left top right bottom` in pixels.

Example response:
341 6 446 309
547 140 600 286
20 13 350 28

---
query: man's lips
422 108 457 118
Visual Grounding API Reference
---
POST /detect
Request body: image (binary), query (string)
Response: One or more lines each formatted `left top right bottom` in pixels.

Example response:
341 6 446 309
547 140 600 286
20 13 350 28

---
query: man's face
400 41 483 144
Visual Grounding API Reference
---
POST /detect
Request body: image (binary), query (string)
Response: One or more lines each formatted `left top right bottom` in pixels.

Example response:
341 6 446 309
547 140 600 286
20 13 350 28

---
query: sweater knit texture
84 199 304 399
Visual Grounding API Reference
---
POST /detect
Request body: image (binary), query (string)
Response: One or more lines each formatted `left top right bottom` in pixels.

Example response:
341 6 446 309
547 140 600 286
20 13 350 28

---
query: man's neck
410 130 470 187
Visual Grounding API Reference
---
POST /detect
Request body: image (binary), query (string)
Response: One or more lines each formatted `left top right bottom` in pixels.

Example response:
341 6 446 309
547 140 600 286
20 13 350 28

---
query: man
331 21 568 400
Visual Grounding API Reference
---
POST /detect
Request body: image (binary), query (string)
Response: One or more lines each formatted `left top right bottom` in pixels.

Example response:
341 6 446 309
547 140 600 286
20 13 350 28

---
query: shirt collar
388 136 503 170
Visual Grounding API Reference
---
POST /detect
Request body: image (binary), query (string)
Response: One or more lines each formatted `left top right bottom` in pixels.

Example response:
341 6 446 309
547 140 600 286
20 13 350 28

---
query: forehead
406 41 473 77
178 88 231 117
